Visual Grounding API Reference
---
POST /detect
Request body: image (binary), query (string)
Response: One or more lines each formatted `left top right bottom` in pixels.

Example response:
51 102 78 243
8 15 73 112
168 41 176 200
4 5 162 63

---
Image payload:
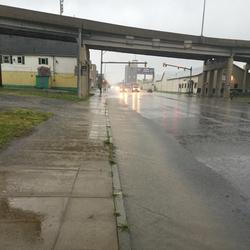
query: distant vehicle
147 89 153 93
230 88 242 99
230 88 242 96
132 85 140 92
120 86 129 92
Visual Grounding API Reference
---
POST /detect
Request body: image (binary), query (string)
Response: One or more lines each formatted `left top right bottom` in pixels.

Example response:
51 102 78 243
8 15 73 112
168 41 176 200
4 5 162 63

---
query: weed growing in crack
118 224 129 232
112 192 122 197
114 212 121 217
104 139 111 145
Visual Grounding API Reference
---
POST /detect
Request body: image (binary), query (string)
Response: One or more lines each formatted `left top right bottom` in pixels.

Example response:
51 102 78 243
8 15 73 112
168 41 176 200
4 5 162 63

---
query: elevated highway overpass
1 5 250 96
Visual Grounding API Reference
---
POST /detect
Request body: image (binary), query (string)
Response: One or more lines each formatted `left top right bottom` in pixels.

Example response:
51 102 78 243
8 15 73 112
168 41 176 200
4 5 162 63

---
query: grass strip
0 108 52 147
234 96 250 103
0 87 85 102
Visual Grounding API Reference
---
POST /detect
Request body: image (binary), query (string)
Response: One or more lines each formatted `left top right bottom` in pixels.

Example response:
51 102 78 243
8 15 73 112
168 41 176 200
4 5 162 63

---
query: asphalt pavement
107 89 250 250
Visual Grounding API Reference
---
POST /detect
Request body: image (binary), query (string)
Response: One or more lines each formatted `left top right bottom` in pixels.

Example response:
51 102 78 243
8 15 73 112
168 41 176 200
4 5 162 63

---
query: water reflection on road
111 89 250 198
119 92 141 112
108 89 250 250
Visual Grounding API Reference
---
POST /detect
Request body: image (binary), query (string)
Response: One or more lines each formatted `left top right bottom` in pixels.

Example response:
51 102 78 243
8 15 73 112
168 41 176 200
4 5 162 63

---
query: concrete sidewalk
0 93 118 250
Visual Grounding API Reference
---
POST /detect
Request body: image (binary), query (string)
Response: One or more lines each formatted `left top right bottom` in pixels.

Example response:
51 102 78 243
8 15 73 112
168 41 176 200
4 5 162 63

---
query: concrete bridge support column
207 70 214 97
224 56 234 98
201 61 208 96
242 63 249 93
201 70 206 96
205 70 211 96
212 70 218 96
215 69 223 97
77 29 90 98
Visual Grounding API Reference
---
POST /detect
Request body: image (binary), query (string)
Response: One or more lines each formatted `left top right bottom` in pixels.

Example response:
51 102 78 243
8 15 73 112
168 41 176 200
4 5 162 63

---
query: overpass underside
1 5 250 97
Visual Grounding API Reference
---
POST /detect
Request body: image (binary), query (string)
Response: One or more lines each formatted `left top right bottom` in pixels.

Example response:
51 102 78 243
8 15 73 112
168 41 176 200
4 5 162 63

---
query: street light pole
60 0 64 15
100 50 104 83
201 0 207 37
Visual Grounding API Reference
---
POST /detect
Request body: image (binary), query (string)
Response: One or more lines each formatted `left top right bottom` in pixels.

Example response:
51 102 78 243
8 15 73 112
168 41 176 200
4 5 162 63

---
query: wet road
107 89 250 250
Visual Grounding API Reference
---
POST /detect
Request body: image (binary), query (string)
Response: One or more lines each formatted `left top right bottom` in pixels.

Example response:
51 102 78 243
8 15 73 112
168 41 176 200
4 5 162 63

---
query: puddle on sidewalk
0 197 67 250
0 198 43 239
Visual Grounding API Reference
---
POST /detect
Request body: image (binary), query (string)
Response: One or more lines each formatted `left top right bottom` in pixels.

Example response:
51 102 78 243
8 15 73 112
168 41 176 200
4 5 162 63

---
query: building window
3 56 10 63
17 56 25 64
194 83 197 88
2 55 13 64
39 58 48 65
185 84 186 88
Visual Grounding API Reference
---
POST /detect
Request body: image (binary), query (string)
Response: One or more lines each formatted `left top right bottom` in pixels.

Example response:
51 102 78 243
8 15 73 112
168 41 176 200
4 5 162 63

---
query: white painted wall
54 57 77 74
1 55 77 74
155 73 200 93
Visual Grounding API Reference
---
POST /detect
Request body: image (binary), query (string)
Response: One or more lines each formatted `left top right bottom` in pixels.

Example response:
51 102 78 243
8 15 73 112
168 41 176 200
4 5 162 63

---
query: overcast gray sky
1 0 249 83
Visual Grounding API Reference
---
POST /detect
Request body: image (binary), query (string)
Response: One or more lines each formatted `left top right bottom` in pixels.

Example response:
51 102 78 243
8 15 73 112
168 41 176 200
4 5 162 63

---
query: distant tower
125 60 138 85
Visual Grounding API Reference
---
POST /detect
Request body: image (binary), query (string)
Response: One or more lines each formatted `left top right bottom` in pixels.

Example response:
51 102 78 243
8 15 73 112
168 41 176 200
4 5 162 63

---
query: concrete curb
105 102 132 250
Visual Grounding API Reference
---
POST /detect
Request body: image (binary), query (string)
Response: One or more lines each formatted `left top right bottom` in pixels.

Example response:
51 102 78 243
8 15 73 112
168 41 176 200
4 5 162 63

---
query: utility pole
100 50 104 84
77 28 82 97
201 0 207 37
60 0 64 15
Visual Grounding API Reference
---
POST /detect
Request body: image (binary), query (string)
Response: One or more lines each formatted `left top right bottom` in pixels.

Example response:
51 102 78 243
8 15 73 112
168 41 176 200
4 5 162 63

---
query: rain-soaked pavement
107 88 250 250
0 94 118 250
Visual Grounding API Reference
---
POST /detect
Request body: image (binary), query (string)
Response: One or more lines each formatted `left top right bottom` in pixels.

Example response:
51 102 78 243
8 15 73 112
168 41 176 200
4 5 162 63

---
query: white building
1 54 96 90
153 68 202 94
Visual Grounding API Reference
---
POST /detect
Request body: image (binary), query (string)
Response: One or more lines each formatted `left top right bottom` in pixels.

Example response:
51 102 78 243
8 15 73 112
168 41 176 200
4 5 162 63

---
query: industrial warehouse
153 62 250 96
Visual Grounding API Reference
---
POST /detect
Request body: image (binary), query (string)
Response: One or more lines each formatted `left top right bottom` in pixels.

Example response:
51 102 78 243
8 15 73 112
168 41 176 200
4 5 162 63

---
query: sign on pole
136 67 154 75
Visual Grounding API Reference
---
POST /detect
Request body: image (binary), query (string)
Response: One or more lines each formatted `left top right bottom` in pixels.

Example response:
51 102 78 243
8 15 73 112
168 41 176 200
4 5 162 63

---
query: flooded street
108 89 250 250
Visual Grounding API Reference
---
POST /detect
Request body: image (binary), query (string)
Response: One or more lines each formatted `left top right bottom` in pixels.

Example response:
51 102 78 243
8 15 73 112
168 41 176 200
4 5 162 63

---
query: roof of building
167 67 203 80
157 64 246 82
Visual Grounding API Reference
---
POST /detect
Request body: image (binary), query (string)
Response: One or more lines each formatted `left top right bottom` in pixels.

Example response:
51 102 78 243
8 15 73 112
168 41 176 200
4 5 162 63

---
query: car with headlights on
132 84 140 92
